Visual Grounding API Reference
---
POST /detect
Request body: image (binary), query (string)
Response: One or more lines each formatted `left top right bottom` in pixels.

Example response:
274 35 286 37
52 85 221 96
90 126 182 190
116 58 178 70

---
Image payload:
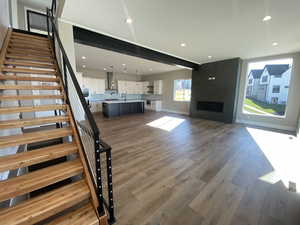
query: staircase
0 30 108 225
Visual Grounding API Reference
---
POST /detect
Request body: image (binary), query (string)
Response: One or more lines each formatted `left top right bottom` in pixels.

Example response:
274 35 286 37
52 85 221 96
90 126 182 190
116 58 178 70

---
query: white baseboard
236 119 296 132
161 109 189 115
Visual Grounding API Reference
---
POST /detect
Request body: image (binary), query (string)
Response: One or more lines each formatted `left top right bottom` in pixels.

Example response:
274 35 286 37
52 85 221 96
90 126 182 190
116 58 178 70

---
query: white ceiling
62 0 300 64
74 43 181 75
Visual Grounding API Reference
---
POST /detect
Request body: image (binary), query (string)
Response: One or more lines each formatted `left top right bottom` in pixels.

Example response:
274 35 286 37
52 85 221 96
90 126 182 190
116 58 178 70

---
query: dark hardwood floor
94 111 300 225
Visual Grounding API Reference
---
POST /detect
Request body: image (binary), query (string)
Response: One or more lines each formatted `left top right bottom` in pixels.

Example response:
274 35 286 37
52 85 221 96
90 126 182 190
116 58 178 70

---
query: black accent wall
190 58 242 123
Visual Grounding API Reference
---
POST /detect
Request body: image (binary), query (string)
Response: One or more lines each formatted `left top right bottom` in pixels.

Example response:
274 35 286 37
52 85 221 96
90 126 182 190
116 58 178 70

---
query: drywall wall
58 20 77 72
190 58 241 123
236 52 300 131
0 0 10 49
141 69 192 114
10 0 18 29
77 68 142 89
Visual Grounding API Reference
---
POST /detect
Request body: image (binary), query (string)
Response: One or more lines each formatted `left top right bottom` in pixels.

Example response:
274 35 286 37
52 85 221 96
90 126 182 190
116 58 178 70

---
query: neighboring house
246 64 291 104
246 69 264 99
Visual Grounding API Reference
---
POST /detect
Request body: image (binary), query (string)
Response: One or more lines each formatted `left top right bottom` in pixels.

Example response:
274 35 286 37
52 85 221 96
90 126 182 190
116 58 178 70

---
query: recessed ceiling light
272 42 278 46
122 64 126 66
208 56 212 59
82 65 86 68
180 43 186 47
82 56 86 60
104 68 107 71
126 18 133 24
263 16 272 22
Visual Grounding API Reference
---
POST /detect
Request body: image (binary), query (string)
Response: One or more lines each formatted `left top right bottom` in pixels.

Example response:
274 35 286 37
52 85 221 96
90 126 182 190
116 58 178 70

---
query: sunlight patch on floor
146 116 185 131
246 127 300 191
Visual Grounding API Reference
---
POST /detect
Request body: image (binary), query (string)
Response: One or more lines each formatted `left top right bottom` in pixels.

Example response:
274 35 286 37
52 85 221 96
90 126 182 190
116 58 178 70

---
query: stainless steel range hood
106 72 117 90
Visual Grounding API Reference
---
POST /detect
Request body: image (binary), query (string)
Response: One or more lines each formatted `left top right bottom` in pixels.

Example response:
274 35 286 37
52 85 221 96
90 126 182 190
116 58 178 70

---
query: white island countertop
103 100 145 104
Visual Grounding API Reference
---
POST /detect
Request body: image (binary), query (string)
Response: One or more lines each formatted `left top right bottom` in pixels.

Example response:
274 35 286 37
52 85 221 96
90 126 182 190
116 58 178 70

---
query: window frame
173 79 191 102
272 85 280 93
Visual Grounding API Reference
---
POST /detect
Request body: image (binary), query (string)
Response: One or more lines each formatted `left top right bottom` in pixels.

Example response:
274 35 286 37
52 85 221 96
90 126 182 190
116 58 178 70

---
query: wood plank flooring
94 111 300 225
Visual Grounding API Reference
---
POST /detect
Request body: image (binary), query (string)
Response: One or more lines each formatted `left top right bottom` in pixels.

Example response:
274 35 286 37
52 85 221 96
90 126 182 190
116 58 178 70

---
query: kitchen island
102 100 145 118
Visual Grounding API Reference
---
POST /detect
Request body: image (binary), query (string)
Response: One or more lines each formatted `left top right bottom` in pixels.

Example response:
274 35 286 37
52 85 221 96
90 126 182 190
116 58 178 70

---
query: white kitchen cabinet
83 77 105 94
154 80 163 95
118 81 152 94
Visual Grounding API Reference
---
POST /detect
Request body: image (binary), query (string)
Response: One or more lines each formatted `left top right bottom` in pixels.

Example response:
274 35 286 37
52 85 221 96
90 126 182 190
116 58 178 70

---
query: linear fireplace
197 101 224 113
190 58 241 123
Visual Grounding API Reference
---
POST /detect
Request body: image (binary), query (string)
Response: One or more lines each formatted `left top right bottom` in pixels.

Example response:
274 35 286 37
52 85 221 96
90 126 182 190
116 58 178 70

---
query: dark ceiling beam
73 26 199 70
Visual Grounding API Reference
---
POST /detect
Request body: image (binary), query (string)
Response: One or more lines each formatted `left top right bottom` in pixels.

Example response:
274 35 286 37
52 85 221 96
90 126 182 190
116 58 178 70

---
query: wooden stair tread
0 127 72 149
0 104 66 114
0 75 59 82
12 32 48 41
9 39 50 48
7 48 52 57
0 94 64 101
6 54 54 63
8 43 50 51
0 180 90 225
45 203 99 225
0 159 82 202
0 143 78 172
0 84 61 90
4 60 54 69
2 67 56 75
6 51 53 59
11 36 49 44
0 115 69 129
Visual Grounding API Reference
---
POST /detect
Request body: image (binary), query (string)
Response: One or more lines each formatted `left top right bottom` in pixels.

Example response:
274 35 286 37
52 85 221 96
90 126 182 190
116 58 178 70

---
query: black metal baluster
63 57 68 98
95 137 105 216
106 147 116 223
46 10 50 37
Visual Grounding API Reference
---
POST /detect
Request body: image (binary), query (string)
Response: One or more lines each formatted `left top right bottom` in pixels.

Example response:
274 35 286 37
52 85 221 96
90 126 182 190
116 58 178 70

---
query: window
173 79 191 101
248 79 253 84
272 85 280 93
243 58 293 117
262 76 268 82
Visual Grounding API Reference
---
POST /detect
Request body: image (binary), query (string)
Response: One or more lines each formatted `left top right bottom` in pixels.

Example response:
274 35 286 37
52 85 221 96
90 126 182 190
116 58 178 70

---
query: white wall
58 20 77 72
10 0 18 29
0 0 10 49
236 52 300 132
141 69 192 114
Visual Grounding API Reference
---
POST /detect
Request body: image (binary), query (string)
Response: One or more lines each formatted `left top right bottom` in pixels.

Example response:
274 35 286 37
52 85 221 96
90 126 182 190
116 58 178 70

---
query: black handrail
47 1 115 223
47 14 99 138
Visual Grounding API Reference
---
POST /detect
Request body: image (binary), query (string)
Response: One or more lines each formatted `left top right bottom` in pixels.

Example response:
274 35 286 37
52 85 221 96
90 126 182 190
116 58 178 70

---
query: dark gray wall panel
190 58 242 123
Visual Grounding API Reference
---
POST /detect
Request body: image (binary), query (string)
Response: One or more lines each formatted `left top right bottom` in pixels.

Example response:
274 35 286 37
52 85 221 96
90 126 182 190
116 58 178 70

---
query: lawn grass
244 98 286 115
243 105 263 115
